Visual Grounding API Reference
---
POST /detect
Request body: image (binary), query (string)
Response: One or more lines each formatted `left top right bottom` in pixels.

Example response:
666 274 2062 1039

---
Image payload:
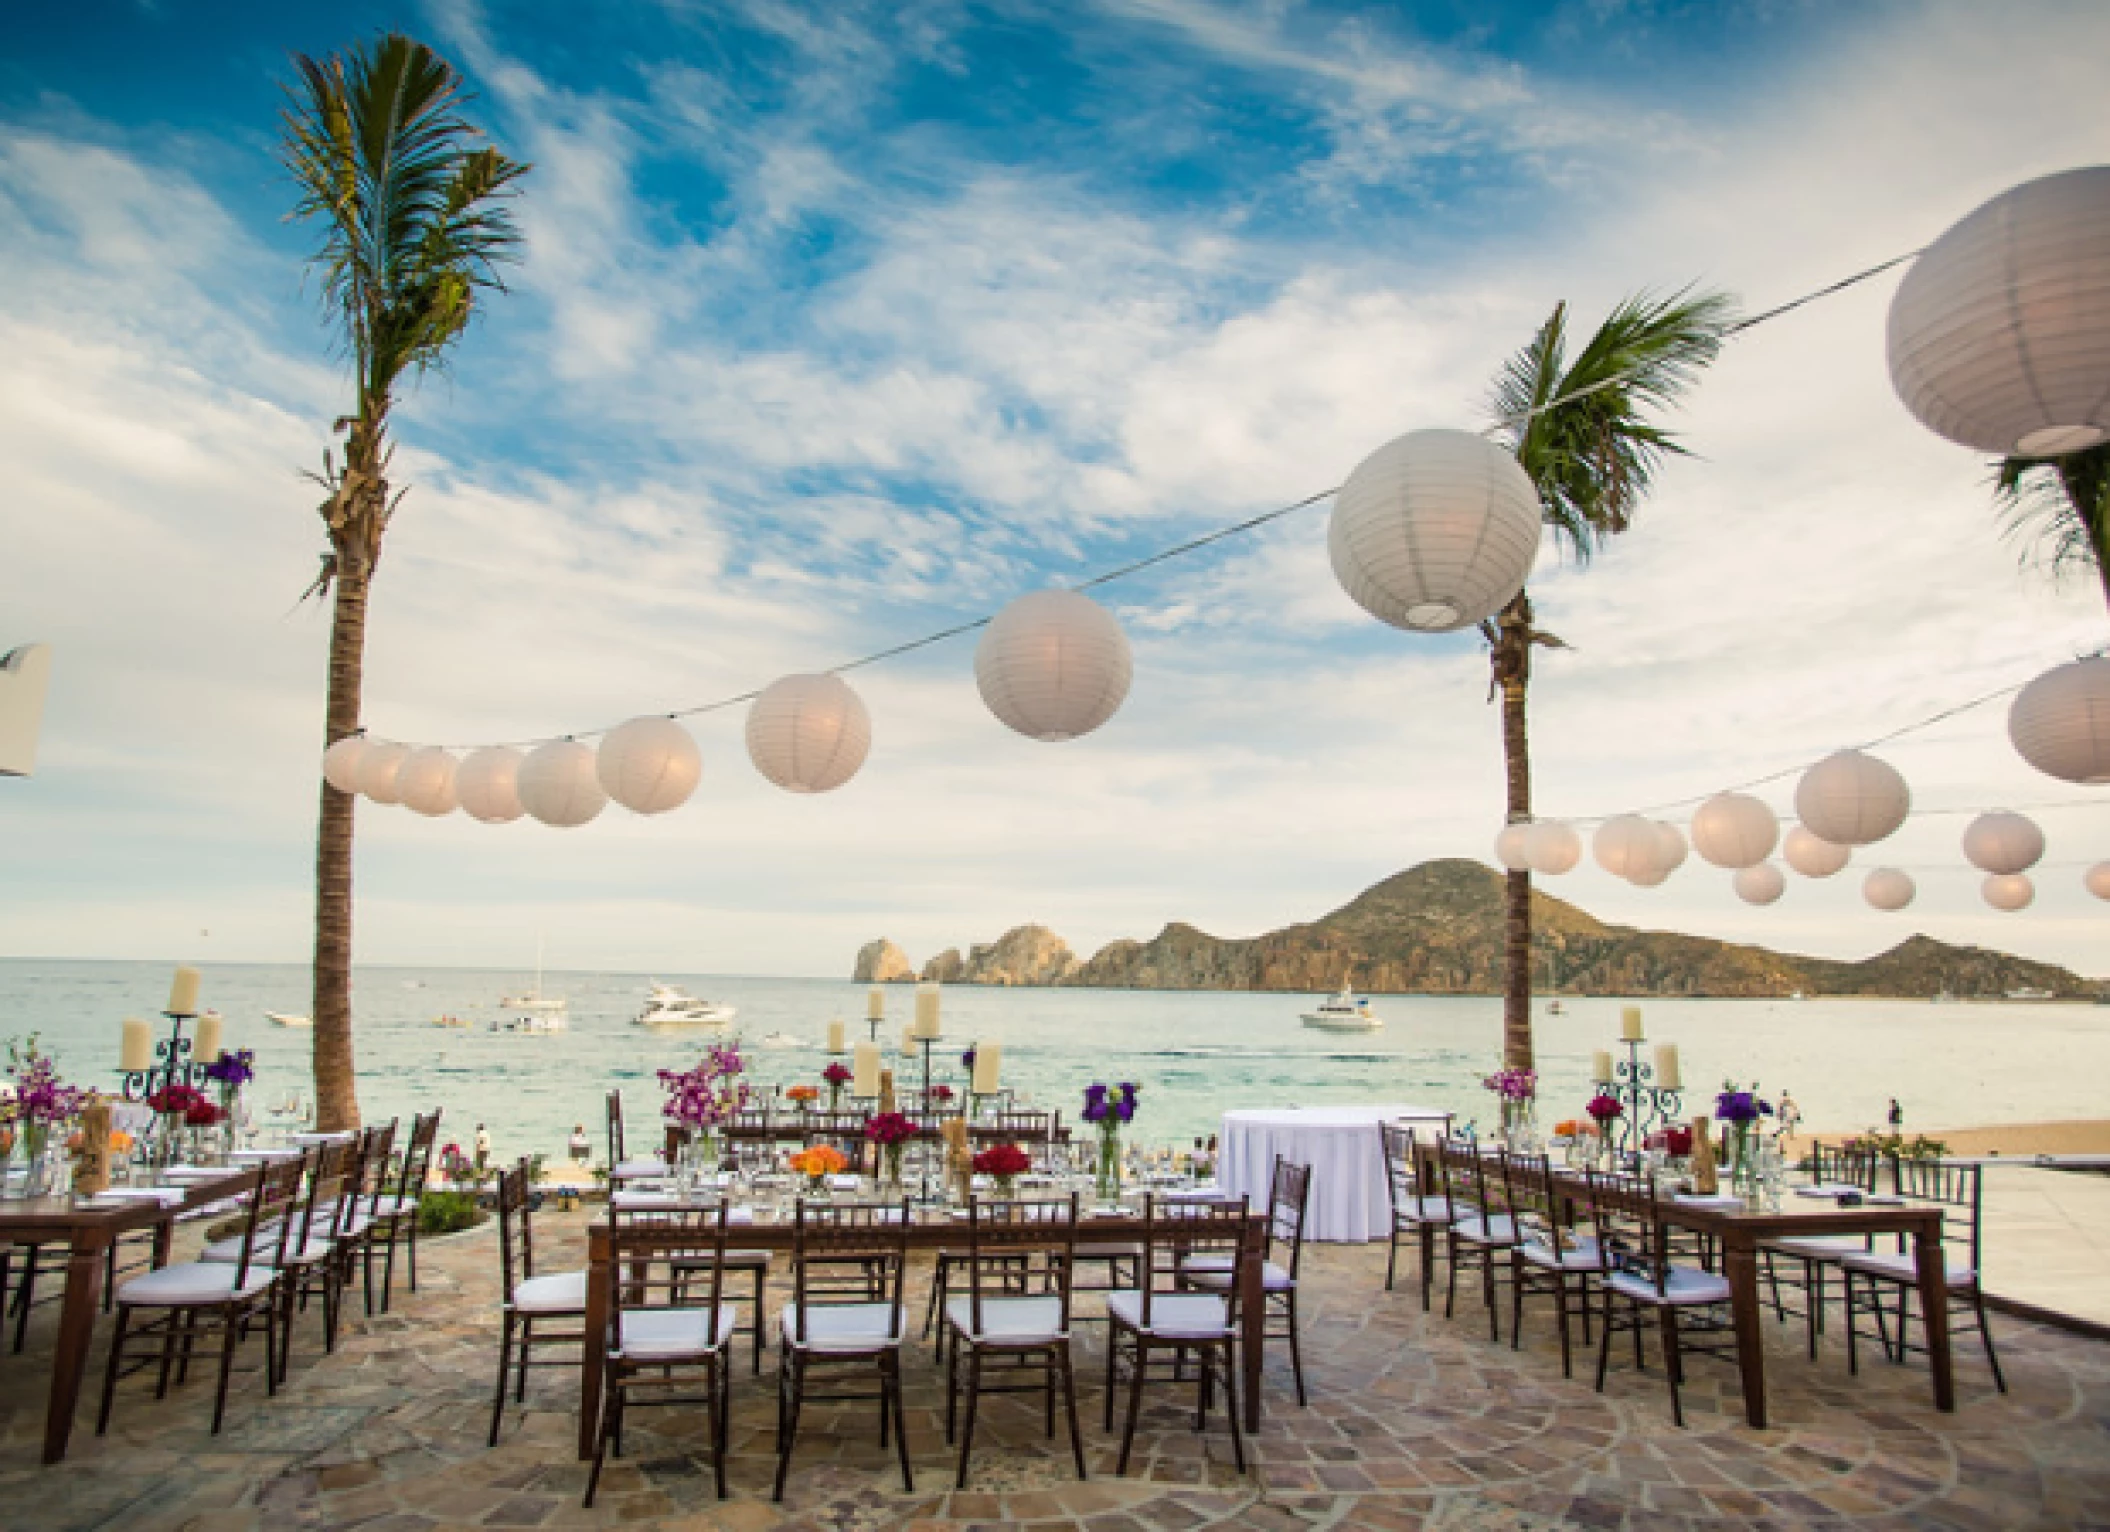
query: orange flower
784 1085 819 1103
789 1145 849 1178
109 1131 134 1152
1553 1120 1582 1138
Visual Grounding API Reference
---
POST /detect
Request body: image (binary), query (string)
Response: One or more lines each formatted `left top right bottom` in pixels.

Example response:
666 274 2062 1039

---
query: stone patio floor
3 1208 2108 1531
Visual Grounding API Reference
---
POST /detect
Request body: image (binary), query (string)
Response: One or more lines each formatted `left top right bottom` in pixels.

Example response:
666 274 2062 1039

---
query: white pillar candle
972 1041 1002 1096
826 1018 845 1054
168 965 202 1016
192 1012 223 1068
1590 1049 1613 1084
1654 1044 1682 1090
121 1018 153 1072
914 983 942 1039
852 1042 880 1098
1620 1006 1644 1042
866 986 885 1020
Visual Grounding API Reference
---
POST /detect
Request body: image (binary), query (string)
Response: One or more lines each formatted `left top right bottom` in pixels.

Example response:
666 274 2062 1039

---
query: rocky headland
851 858 2098 1000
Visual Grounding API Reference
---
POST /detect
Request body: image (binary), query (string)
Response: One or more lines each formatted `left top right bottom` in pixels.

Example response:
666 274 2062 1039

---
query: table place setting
84 1186 187 1208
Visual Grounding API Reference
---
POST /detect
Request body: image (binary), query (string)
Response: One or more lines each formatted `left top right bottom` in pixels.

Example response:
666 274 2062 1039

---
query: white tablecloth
1220 1104 1452 1243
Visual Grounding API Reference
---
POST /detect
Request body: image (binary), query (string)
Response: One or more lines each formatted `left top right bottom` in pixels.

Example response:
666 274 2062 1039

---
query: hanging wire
393 248 1926 752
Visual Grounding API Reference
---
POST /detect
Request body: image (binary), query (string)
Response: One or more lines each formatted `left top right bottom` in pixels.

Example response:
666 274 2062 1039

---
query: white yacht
634 982 738 1029
500 1012 567 1034
266 1011 311 1028
1299 981 1383 1032
501 938 567 1015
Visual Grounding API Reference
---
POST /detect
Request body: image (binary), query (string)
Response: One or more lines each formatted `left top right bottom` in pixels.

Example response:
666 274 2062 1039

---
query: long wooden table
1659 1197 1951 1429
578 1203 1272 1458
0 1168 255 1463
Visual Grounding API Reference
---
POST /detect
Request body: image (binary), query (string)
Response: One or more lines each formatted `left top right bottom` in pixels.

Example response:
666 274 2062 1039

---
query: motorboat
634 982 738 1029
757 1030 805 1050
497 1012 567 1034
501 937 567 1014
2006 986 2055 1001
266 1011 311 1028
1299 982 1382 1032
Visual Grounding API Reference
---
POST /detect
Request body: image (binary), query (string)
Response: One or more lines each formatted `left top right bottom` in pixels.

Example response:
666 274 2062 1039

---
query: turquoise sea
4 960 2108 1162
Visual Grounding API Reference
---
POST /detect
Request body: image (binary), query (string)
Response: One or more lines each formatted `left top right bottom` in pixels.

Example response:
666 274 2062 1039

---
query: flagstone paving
3 1208 2107 1531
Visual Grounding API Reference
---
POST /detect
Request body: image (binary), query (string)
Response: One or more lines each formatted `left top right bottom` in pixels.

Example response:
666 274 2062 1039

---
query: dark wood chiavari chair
584 1202 738 1507
1435 1137 1522 1338
943 1193 1086 1488
773 1199 916 1501
1505 1150 1607 1377
370 1108 441 1310
489 1158 588 1444
1762 1141 1885 1354
1841 1157 2005 1392
606 1090 665 1182
1379 1122 1456 1308
1179 1155 1312 1406
1104 1193 1250 1476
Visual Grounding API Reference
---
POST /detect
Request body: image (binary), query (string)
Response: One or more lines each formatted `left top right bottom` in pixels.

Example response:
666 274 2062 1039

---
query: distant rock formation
853 938 916 984
852 859 2100 998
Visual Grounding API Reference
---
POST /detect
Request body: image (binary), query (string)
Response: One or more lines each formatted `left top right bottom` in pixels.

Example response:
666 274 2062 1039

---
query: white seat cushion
1519 1237 1608 1273
119 1261 276 1307
612 1306 738 1361
512 1270 588 1315
1106 1289 1232 1340
612 1160 667 1181
1397 1196 1456 1224
1178 1256 1294 1292
1604 1265 1732 1307
1452 1214 1520 1245
1769 1235 1870 1262
202 1231 332 1267
779 1301 905 1353
1838 1250 1978 1290
365 1194 416 1220
944 1294 1067 1345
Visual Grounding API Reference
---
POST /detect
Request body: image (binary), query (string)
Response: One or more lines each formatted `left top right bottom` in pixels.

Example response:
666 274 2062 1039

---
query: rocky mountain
856 859 2098 999
851 938 916 984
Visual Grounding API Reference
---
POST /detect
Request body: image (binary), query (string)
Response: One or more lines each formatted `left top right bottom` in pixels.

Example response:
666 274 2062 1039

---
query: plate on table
161 1166 230 1183
1673 1193 1747 1211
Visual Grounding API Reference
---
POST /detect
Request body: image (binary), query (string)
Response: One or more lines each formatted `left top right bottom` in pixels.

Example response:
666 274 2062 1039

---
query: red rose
972 1142 1032 1179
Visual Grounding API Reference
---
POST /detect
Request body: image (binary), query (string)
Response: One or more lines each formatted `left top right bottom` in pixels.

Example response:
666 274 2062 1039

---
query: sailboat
500 935 567 1017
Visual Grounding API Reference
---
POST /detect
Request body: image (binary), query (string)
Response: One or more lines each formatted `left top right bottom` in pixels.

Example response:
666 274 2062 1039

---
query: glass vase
883 1145 904 1189
1729 1124 1761 1207
1094 1130 1121 1202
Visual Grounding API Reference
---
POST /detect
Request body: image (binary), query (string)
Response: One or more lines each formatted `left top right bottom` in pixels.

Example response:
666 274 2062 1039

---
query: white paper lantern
1628 861 1672 889
1594 814 1660 880
1494 823 1533 872
1782 825 1851 879
975 590 1132 742
1652 821 1688 875
1691 792 1779 869
1863 867 1916 911
1794 750 1910 846
1526 820 1582 876
457 747 525 824
1733 862 1786 906
517 740 607 828
322 735 369 794
1962 810 2046 875
1982 872 2035 912
1328 429 1542 633
1887 166 2110 456
2008 657 2110 784
597 716 701 814
746 674 872 793
396 747 459 817
2085 861 2110 900
356 740 411 805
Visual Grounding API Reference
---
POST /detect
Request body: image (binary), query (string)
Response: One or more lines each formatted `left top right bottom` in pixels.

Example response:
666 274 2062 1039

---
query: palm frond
1993 444 2110 609
1488 287 1736 562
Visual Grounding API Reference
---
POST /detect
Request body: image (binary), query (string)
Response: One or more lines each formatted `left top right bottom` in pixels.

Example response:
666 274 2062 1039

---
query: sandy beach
1804 1118 2110 1157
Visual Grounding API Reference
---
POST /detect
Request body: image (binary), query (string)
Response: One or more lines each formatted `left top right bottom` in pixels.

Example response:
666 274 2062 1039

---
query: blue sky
3 0 2109 979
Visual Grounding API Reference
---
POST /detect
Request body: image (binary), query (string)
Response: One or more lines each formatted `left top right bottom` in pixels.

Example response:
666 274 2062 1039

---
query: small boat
1931 989 1959 1004
2006 986 2055 1001
757 1030 805 1050
501 936 567 1014
432 1013 471 1029
498 1012 567 1034
266 1011 311 1028
1300 981 1382 1032
634 982 737 1029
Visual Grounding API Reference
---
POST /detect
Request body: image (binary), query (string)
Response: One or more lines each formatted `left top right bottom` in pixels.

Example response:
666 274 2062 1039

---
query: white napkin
1674 1192 1747 1211
826 1174 861 1190
91 1188 187 1208
231 1148 302 1162
162 1166 231 1182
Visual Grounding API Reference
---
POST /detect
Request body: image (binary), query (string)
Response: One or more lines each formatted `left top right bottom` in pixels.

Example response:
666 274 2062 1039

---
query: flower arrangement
1585 1093 1623 1124
822 1060 853 1109
785 1085 819 1109
1082 1081 1139 1199
147 1083 210 1120
658 1043 749 1142
864 1110 915 1183
184 1099 226 1129
1713 1081 1772 1125
1481 1067 1537 1102
201 1049 256 1089
1552 1118 1585 1139
789 1144 847 1190
972 1141 1031 1195
1664 1126 1695 1158
4 1040 86 1188
929 1084 954 1105
960 1048 977 1069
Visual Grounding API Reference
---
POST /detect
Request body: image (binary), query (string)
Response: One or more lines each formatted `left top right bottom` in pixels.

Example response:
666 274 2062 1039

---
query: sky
2 0 2108 982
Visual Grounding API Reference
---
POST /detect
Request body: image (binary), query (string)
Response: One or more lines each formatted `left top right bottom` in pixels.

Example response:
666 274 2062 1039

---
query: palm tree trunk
311 556 367 1131
1493 594 1535 1071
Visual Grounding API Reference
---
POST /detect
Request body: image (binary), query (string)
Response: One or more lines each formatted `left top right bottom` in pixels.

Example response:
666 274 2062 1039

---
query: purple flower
961 1048 977 1069
1082 1080 1139 1128
6 1056 85 1127
202 1049 255 1088
1714 1081 1771 1125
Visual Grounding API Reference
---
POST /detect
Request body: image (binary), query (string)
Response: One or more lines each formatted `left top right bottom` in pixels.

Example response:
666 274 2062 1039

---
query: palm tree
1992 444 2110 611
283 36 529 1129
1481 291 1736 1070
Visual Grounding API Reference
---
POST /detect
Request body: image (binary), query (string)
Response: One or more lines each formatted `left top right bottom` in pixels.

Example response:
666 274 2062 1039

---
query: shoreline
1802 1118 2110 1157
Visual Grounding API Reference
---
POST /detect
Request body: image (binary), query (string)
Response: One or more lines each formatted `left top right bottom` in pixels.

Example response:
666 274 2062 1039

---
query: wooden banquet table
579 1201 1273 1454
0 1167 254 1463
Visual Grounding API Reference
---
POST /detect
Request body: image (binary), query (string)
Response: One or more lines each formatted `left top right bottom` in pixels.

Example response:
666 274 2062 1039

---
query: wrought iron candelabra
118 1011 208 1102
1602 1036 1682 1157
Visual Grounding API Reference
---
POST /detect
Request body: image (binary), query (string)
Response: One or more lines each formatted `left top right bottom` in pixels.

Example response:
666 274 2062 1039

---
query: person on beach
568 1123 591 1165
1778 1091 1801 1142
1887 1098 1904 1131
474 1122 492 1173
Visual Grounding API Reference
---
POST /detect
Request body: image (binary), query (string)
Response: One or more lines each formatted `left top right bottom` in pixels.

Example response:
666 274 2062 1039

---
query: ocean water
4 959 2107 1162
